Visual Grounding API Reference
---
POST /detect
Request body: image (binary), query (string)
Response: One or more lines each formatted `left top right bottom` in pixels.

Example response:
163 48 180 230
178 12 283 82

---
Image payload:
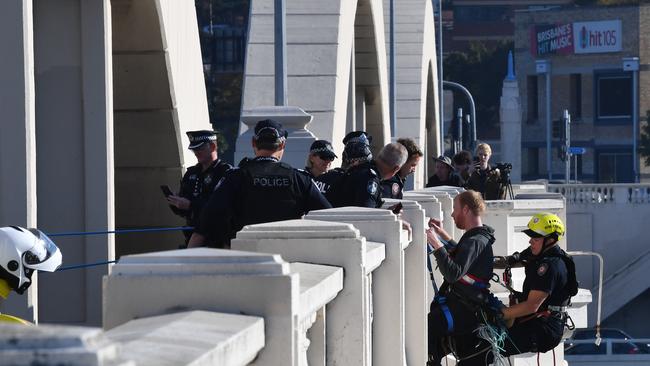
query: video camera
494 162 512 176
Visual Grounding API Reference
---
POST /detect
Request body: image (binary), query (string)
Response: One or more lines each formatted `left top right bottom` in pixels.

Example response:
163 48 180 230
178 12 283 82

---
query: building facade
515 4 650 182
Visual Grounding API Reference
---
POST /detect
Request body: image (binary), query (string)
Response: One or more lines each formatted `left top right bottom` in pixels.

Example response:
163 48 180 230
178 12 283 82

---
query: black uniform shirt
173 159 232 226
381 174 405 199
521 246 569 308
334 161 383 208
314 168 346 204
196 156 332 246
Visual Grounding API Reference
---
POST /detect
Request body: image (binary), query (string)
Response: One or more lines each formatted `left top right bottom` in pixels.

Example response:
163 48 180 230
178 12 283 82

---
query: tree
639 110 650 166
443 41 513 140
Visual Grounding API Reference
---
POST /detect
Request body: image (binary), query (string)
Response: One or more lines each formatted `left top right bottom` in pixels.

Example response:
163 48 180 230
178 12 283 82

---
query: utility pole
274 0 287 106
563 110 571 184
536 60 552 181
623 57 640 182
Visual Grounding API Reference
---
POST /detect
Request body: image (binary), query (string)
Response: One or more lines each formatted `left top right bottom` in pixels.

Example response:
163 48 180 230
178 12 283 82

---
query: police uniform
170 130 232 243
503 245 575 355
313 167 345 199
331 161 383 208
428 225 496 366
195 119 332 248
172 159 232 242
381 174 405 199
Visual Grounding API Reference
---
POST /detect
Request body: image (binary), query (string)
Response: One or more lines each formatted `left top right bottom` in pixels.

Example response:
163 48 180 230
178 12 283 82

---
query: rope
46 226 193 238
56 260 117 271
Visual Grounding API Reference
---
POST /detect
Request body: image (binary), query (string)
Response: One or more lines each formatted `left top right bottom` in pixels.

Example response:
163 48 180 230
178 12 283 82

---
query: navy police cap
310 140 337 159
343 131 372 146
254 119 288 141
187 130 217 149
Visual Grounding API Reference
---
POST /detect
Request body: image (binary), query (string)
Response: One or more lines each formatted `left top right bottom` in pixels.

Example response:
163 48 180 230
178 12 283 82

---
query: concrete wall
112 0 213 257
241 0 392 163
0 0 38 323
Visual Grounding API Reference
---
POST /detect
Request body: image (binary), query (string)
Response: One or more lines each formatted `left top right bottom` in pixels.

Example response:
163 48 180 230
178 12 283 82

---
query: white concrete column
500 77 522 183
232 219 384 366
32 0 113 326
236 106 317 169
0 0 37 323
306 207 408 366
383 199 428 366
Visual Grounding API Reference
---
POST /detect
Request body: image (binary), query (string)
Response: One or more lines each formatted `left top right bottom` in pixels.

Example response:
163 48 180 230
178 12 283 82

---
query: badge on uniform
367 181 378 195
392 183 400 196
537 263 548 276
189 174 197 181
204 175 212 185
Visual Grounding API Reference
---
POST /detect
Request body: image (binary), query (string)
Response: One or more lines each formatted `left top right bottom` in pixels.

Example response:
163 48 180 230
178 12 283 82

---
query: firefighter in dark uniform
187 119 332 248
302 140 337 193
167 130 232 245
381 137 423 199
425 190 498 366
497 213 577 356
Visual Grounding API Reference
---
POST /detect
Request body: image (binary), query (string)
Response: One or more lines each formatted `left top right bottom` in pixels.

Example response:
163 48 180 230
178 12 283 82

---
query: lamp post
442 81 476 151
536 59 551 181
274 0 287 106
623 57 639 183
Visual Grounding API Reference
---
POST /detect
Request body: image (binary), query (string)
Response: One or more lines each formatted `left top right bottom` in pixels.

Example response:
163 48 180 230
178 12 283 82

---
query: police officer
166 130 232 245
381 138 423 199
333 137 407 208
0 226 62 324
303 140 337 193
188 119 332 248
425 190 497 366
498 213 577 356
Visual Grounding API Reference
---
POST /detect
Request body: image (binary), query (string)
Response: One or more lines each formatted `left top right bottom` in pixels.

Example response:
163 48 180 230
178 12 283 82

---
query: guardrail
565 338 650 358
549 184 650 204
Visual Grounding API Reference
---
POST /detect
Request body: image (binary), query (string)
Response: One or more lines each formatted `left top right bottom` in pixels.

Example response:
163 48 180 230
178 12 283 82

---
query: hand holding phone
160 185 174 198
389 202 403 215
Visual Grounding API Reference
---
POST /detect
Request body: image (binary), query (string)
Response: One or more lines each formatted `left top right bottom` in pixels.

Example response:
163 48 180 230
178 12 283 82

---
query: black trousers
428 295 490 366
503 316 564 356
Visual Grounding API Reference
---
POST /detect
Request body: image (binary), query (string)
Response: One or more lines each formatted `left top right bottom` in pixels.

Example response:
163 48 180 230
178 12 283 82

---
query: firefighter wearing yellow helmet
0 226 62 324
498 212 577 357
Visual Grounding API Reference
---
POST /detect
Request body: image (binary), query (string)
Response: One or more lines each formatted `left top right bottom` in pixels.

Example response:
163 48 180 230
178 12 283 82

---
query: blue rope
46 226 193 238
56 260 118 271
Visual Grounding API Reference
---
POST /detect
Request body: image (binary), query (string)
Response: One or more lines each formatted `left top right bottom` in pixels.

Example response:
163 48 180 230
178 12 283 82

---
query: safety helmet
0 226 62 295
523 213 565 241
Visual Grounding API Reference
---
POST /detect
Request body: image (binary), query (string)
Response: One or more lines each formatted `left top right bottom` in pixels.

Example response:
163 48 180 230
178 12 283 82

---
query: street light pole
536 60 552 181
442 81 476 151
274 0 287 106
389 0 396 137
623 57 640 183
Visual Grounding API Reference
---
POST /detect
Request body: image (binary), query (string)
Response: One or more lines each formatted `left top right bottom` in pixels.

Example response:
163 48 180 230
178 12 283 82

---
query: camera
494 162 512 173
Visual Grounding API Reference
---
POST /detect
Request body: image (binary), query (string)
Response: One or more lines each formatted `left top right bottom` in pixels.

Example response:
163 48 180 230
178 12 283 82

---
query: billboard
530 20 622 56
574 20 622 54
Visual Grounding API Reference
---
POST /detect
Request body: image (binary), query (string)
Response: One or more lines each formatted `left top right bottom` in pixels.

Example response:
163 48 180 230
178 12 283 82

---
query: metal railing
549 184 650 204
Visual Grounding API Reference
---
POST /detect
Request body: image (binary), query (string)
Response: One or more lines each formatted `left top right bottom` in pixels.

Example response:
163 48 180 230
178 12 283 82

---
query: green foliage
443 41 513 139
639 110 650 166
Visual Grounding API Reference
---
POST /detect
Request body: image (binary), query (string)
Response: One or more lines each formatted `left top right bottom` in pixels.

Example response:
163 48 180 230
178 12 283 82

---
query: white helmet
0 226 62 294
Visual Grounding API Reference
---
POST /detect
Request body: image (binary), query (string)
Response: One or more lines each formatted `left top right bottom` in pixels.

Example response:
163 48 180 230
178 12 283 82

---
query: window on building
597 151 633 183
527 75 538 122
570 74 582 119
454 6 508 23
595 73 632 121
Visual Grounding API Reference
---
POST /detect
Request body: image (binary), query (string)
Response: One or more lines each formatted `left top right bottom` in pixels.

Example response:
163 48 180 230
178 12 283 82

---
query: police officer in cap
496 213 577 356
188 119 332 248
167 130 232 245
332 131 408 208
303 140 337 193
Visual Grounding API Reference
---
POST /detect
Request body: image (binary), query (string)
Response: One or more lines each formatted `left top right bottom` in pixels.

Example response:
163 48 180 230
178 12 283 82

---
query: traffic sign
569 147 587 155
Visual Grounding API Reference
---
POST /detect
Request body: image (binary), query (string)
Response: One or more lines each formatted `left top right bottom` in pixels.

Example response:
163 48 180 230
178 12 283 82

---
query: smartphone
391 202 403 215
160 185 174 197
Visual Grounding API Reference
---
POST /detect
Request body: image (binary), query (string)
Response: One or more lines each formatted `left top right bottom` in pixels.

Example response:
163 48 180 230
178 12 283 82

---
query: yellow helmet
523 212 565 241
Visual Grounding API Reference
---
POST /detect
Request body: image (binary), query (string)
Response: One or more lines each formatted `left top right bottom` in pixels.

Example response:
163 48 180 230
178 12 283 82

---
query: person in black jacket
426 155 462 188
425 190 497 366
167 130 232 244
381 138 423 199
497 213 577 356
187 119 331 248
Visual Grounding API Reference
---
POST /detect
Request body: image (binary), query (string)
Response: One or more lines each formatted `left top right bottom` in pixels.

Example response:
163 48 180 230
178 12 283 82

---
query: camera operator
465 143 506 200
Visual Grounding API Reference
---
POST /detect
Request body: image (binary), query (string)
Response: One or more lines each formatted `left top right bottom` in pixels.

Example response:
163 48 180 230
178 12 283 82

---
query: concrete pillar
236 106 317 169
0 0 38 323
383 199 428 366
306 207 408 366
32 0 113 326
232 219 385 366
499 60 523 183
103 248 342 366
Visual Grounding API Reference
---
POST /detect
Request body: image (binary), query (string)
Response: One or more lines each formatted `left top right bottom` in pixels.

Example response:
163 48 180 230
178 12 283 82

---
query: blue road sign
569 147 587 155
